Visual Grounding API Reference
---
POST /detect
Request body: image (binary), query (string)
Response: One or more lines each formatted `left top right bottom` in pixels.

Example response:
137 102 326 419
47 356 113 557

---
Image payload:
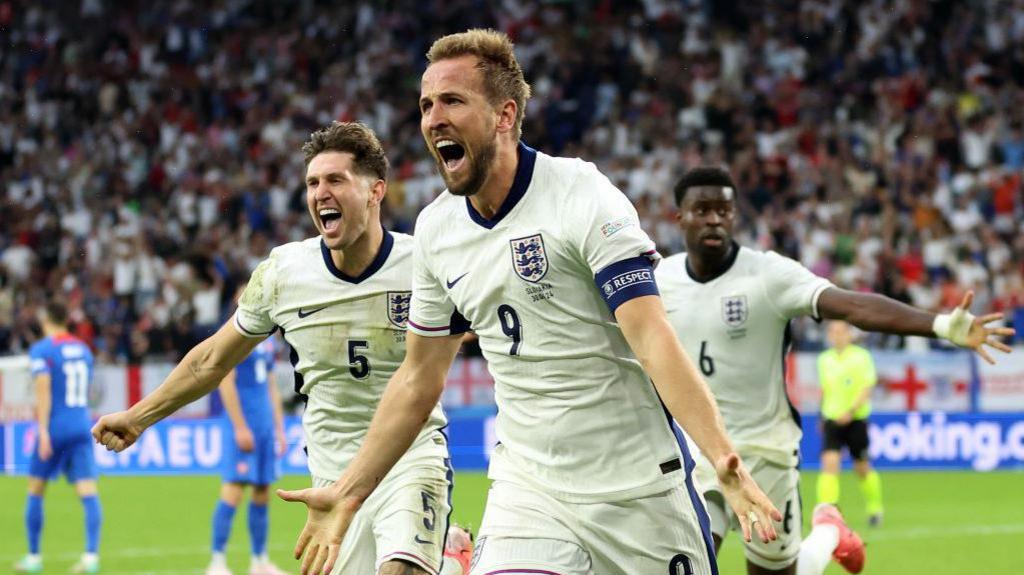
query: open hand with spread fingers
715 453 783 544
937 291 1015 365
277 484 362 575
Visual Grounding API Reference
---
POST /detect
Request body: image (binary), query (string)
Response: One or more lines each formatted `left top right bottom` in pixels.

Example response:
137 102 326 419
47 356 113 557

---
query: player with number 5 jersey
92 122 472 575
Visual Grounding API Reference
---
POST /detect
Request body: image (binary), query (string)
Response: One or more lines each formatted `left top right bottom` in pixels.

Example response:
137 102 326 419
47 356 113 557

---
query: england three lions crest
387 291 412 328
721 295 748 327
510 234 548 283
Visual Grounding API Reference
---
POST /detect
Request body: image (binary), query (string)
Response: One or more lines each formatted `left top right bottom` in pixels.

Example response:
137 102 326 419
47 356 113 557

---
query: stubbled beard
444 139 496 197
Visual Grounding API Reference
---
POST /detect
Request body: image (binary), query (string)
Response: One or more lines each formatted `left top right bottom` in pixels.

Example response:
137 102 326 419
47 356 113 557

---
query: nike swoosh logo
446 273 468 289
413 535 432 545
297 306 328 318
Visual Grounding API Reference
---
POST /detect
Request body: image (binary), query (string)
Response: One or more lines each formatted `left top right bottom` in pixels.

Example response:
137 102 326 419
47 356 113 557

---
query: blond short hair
427 29 532 140
301 121 389 180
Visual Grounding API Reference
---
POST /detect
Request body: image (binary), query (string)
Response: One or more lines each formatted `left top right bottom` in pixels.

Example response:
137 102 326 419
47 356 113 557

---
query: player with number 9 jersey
284 32 781 575
409 143 718 572
410 144 682 502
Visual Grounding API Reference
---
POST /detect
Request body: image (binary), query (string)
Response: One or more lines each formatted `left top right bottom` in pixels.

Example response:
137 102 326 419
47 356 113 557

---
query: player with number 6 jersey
658 166 1015 575
657 224 830 572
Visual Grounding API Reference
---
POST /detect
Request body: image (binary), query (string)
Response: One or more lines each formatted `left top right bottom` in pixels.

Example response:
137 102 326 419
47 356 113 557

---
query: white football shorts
313 460 452 575
691 449 802 570
469 478 716 575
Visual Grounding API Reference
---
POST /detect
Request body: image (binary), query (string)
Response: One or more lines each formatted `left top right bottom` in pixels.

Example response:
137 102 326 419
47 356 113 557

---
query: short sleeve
28 344 49 376
861 350 877 388
570 166 660 273
407 230 471 337
568 165 661 312
761 251 833 320
234 255 278 338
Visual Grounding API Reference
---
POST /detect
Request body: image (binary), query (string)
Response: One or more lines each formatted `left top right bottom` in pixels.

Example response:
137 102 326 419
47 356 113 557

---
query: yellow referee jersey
817 344 877 421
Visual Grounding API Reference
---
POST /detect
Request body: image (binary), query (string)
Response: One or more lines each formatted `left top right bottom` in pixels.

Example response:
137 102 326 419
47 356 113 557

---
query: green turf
1 471 1021 574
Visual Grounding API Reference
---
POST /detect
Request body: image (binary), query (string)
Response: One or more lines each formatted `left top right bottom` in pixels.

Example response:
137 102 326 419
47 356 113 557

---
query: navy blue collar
465 142 537 229
320 228 394 284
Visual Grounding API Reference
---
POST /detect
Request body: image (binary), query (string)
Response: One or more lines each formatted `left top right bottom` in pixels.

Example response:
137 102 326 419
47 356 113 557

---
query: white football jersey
656 247 833 467
408 143 688 503
234 232 448 480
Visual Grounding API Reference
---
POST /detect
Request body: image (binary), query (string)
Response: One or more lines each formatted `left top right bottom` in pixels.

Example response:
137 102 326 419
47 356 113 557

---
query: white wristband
932 313 952 340
933 308 974 347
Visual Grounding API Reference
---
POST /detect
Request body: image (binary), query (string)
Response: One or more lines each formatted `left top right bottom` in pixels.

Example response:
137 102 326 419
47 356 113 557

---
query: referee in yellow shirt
817 320 885 527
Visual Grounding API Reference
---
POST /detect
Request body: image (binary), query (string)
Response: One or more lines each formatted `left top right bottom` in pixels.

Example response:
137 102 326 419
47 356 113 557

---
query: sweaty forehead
420 55 484 96
306 151 355 179
687 185 735 204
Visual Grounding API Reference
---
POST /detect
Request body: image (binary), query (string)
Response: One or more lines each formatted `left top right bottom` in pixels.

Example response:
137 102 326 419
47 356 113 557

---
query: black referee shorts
822 418 870 461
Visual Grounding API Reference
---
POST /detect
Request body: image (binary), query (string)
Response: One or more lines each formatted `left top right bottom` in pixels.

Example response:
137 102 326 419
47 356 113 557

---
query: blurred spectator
1 0 1022 359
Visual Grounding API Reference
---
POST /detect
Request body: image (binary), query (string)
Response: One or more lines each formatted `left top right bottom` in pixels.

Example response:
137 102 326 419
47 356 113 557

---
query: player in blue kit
207 334 288 575
15 302 102 574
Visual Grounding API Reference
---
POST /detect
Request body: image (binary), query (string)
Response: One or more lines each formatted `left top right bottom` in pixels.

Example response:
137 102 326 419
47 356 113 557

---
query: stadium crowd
1 0 1022 361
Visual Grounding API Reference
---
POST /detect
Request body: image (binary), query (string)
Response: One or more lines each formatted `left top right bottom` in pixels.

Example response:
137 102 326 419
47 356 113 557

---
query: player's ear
495 99 516 135
368 178 387 207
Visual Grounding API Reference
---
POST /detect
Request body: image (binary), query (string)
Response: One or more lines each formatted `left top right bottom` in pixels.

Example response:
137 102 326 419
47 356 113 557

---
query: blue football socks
248 502 268 556
25 494 43 554
211 500 237 553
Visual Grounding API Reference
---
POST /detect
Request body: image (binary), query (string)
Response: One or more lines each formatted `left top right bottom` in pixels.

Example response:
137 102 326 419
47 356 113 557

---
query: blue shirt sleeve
594 256 660 314
28 341 50 376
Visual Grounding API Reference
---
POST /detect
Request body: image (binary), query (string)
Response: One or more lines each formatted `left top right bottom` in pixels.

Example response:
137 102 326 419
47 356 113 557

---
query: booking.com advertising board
2 409 1023 475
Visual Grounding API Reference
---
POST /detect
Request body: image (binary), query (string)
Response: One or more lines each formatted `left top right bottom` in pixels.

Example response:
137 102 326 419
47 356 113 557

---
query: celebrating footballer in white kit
94 122 473 575
657 166 1015 575
281 30 781 575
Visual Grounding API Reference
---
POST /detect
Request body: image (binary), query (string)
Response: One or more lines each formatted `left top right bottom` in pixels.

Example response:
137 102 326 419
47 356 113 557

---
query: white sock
25 554 41 563
81 553 98 565
797 524 840 575
210 552 227 567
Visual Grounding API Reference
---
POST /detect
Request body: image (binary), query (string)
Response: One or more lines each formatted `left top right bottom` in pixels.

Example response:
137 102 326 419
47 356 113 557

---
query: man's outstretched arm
92 320 262 452
818 289 1014 364
277 332 462 575
616 294 783 545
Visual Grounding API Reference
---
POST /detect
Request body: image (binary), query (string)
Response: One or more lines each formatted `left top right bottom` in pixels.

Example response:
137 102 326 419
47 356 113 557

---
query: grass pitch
1 471 1021 574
